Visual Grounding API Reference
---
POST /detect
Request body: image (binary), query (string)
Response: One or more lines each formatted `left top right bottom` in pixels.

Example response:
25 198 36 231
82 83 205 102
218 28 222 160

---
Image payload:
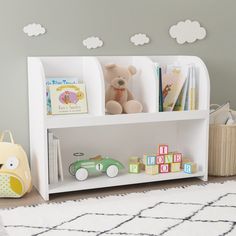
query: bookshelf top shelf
46 110 208 129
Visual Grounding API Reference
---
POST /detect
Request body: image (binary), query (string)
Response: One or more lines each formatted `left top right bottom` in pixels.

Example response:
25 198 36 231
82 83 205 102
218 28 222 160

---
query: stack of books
156 63 197 112
48 132 64 184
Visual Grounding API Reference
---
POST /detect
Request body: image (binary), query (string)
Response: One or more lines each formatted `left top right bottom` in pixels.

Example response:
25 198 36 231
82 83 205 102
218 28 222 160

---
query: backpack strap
0 130 15 144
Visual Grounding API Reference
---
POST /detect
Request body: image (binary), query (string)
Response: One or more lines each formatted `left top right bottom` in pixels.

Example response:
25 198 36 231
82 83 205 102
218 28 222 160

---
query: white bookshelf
28 56 210 200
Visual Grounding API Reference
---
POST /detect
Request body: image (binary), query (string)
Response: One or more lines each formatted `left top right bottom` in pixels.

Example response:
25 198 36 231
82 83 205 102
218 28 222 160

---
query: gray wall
1 0 236 152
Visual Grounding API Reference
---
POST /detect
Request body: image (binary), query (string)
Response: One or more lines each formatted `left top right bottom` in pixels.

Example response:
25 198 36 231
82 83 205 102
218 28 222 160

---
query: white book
48 132 54 184
186 67 192 111
185 65 196 111
53 138 59 183
190 66 196 110
57 139 64 181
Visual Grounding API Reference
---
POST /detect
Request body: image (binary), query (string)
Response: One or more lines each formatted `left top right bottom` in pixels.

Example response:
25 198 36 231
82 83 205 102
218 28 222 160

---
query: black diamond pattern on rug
3 193 236 236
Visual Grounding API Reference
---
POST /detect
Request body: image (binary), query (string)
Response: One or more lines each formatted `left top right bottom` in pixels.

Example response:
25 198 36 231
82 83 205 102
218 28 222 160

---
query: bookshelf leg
198 174 208 182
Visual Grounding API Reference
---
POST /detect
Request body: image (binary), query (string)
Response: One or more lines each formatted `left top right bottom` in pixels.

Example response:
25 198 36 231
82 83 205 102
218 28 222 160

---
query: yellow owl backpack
0 130 32 198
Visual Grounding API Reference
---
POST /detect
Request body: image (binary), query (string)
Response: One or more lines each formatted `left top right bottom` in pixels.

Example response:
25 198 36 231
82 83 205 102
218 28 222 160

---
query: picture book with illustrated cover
46 77 78 115
162 66 187 111
174 78 189 111
49 83 88 115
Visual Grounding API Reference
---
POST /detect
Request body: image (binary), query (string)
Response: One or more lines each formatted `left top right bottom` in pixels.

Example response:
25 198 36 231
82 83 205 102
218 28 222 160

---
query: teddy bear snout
118 80 125 86
111 77 127 89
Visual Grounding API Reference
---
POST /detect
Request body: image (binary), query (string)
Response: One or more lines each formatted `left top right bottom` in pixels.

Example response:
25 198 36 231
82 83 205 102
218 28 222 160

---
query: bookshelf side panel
177 119 209 176
192 57 210 110
83 57 105 115
132 56 157 113
28 57 49 200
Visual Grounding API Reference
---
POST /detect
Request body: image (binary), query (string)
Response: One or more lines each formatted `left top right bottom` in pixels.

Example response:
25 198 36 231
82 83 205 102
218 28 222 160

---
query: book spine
185 67 192 111
159 67 164 112
48 132 54 184
53 138 59 183
57 139 64 181
190 66 196 110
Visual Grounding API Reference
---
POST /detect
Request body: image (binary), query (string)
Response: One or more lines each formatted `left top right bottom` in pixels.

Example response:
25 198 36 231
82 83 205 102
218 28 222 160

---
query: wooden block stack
143 145 183 175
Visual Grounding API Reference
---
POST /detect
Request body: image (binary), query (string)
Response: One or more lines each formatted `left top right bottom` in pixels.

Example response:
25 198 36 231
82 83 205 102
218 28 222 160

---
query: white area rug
0 181 236 236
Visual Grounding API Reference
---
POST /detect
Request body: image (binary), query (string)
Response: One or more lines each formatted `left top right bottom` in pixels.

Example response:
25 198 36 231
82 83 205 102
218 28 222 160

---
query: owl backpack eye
6 156 19 170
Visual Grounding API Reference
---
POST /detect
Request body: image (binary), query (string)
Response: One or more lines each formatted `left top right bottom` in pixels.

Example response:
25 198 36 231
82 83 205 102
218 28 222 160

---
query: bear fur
104 64 143 114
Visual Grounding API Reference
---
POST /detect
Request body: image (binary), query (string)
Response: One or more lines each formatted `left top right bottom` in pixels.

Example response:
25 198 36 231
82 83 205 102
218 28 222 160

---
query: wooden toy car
69 153 125 181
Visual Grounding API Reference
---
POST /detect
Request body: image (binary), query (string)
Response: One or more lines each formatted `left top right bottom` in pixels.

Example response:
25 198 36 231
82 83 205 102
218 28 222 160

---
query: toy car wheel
75 168 88 181
69 163 76 176
106 165 119 178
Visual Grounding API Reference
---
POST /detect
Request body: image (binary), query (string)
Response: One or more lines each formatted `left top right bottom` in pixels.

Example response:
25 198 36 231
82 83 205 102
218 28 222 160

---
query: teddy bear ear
105 64 116 69
128 65 137 75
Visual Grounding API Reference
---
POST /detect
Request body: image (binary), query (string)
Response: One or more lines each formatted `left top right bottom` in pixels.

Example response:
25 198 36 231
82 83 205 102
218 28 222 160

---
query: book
48 132 54 184
174 77 189 111
190 65 196 110
173 65 192 111
159 67 164 112
154 63 164 112
49 83 88 115
48 133 64 184
184 65 196 111
46 77 78 115
53 138 59 183
162 66 187 111
57 139 64 181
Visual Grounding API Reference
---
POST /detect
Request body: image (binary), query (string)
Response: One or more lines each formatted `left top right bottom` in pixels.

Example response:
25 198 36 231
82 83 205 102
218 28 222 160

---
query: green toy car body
69 156 125 181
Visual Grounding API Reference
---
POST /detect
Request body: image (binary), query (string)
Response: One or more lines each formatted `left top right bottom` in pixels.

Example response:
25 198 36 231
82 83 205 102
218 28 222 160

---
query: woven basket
209 124 236 176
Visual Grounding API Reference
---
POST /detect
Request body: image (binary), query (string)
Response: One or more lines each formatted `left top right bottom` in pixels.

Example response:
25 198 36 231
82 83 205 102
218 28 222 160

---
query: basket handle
0 130 15 144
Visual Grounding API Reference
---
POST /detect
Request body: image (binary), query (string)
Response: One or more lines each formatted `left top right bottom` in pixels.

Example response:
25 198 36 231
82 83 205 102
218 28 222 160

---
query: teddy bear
104 64 143 114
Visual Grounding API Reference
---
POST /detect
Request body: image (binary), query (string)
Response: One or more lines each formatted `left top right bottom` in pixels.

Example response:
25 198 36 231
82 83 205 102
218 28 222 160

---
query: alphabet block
165 154 173 163
184 162 197 174
156 155 165 164
159 164 170 173
145 165 159 175
129 156 139 162
171 162 181 172
146 155 156 166
181 158 191 169
129 163 140 173
173 153 182 163
158 144 168 155
143 155 156 165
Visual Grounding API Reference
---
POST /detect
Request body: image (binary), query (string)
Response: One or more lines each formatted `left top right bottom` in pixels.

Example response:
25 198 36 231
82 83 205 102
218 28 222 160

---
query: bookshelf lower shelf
49 171 205 194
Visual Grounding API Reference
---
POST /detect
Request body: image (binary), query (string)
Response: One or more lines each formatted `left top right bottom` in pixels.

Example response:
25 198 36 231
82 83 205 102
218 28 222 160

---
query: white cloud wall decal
23 23 46 37
83 37 103 49
130 33 150 46
169 20 206 44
